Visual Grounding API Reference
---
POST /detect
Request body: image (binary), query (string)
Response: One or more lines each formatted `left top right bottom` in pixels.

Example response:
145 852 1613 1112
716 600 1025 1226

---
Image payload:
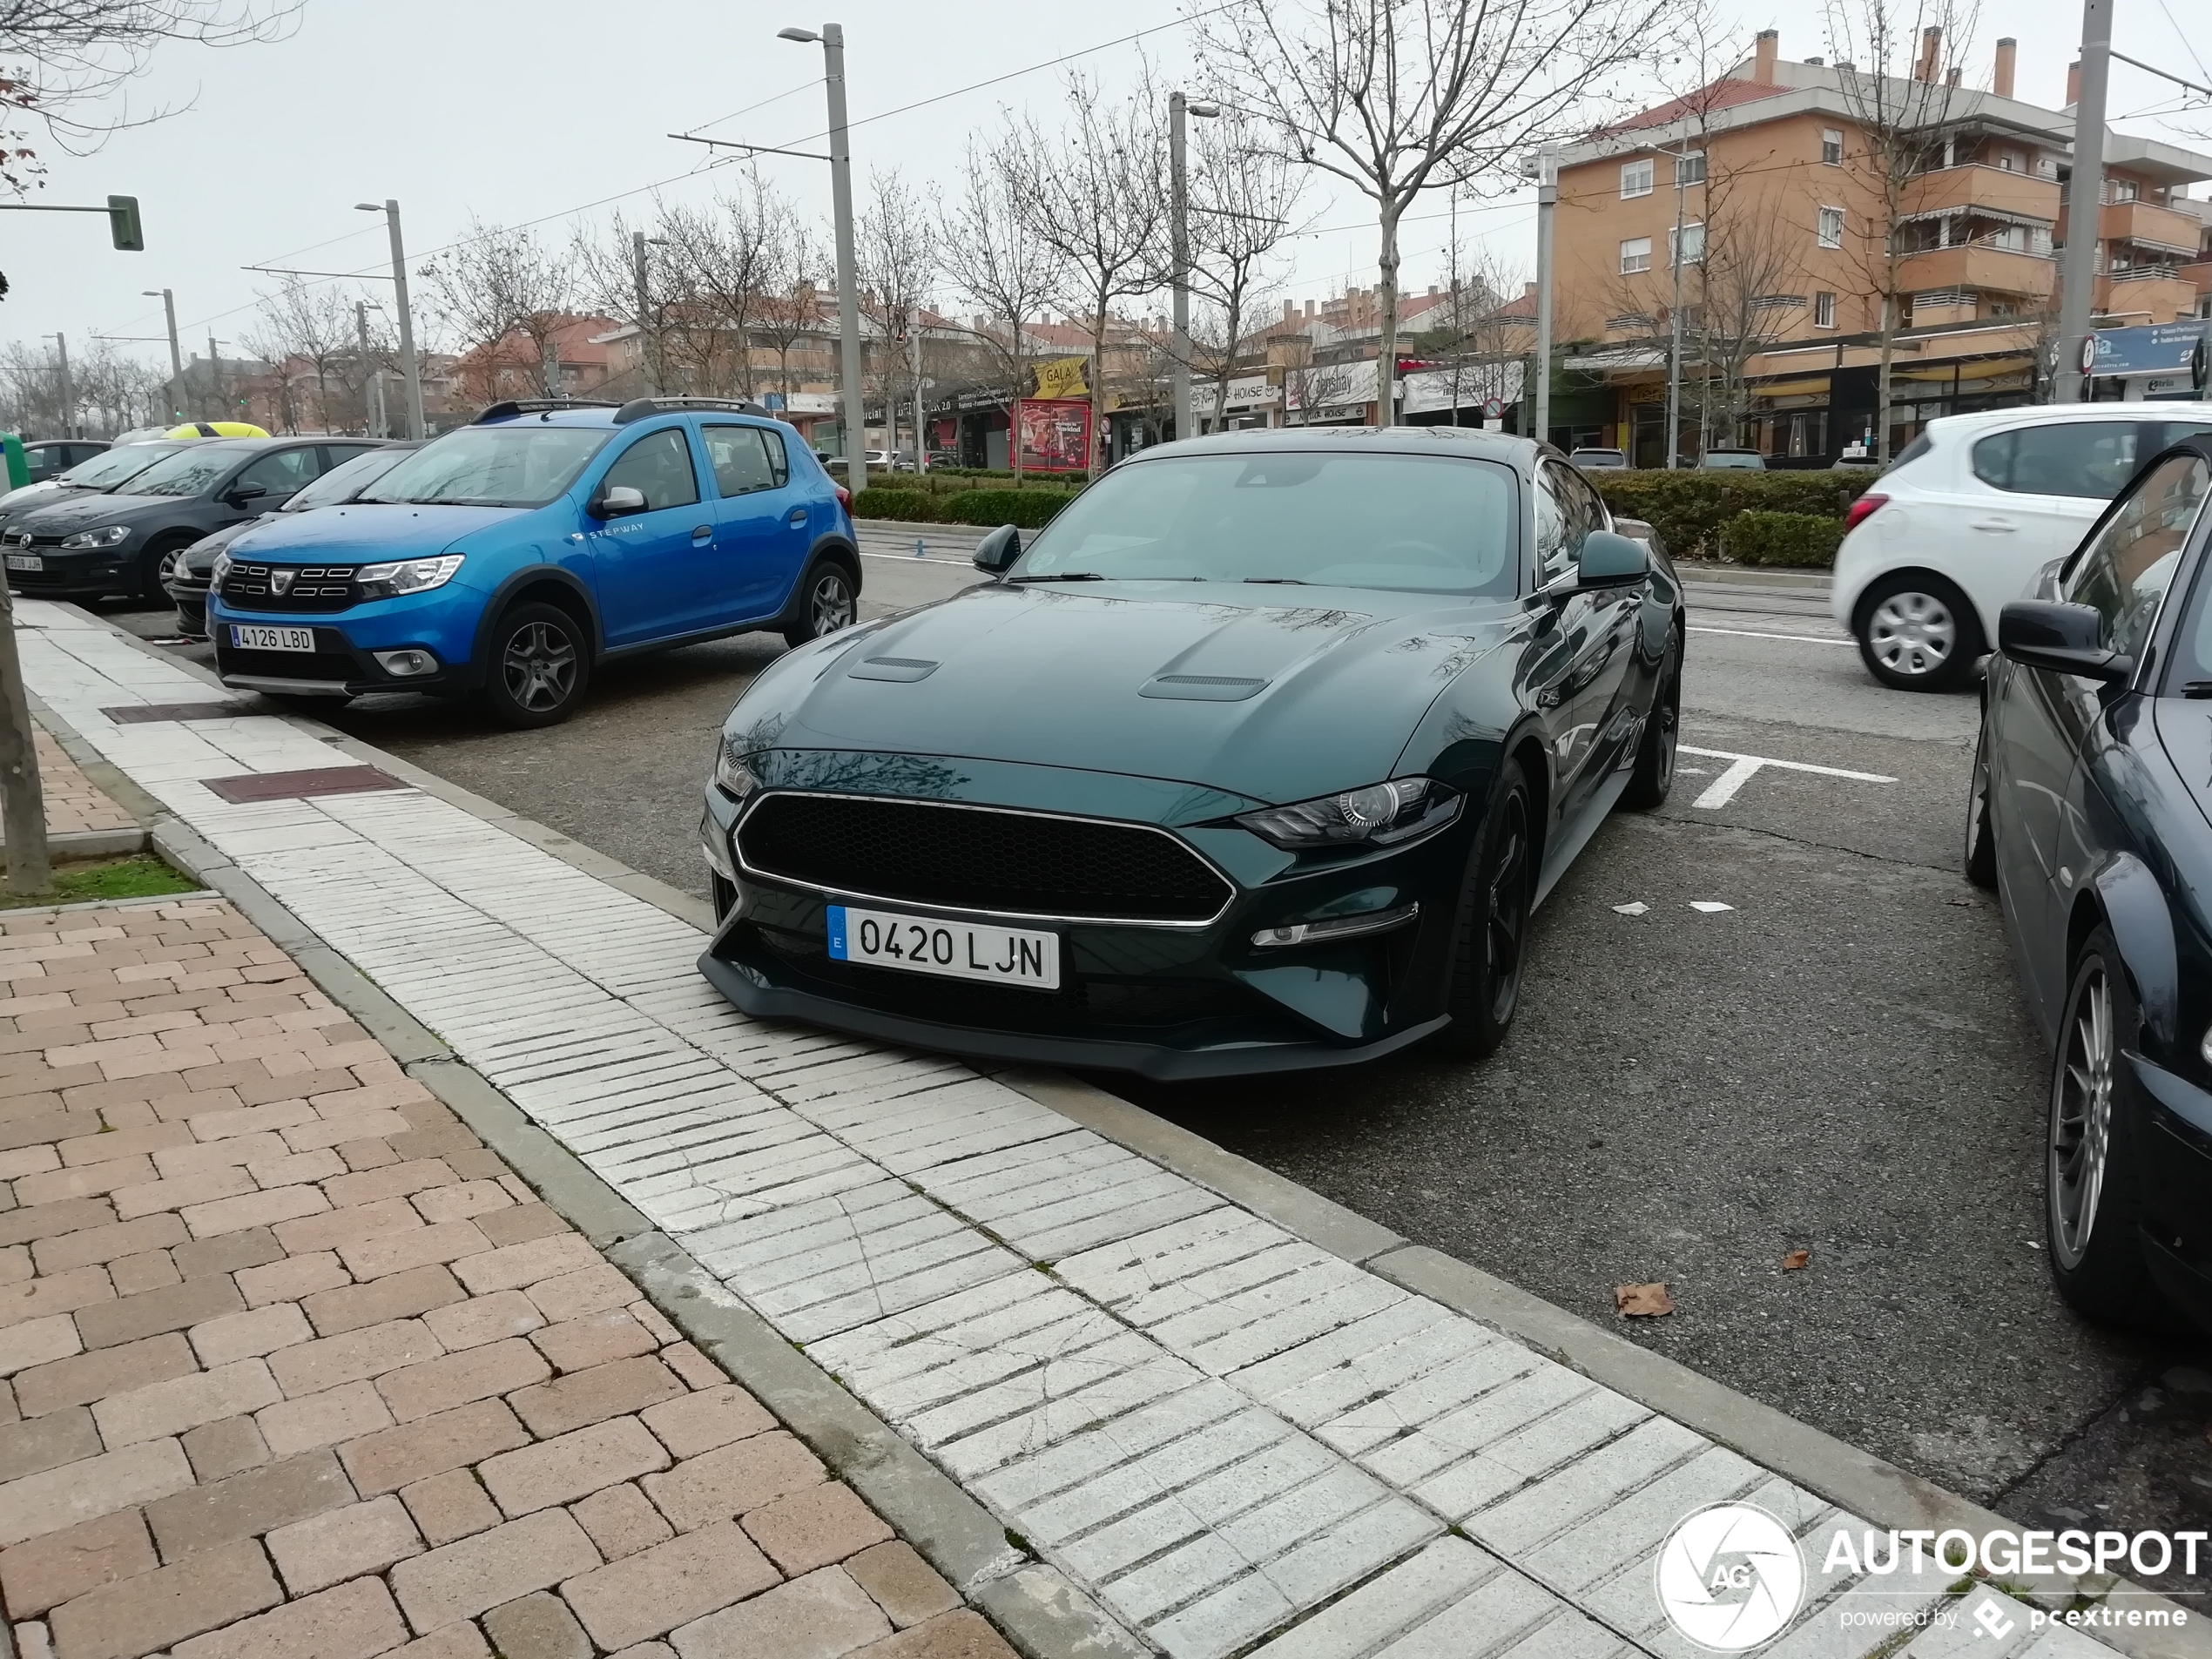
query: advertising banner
1031 356 1091 401
1015 398 1093 472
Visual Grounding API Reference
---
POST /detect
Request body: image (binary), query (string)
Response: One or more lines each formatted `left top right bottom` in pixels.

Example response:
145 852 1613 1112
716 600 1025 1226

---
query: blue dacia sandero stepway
207 398 862 727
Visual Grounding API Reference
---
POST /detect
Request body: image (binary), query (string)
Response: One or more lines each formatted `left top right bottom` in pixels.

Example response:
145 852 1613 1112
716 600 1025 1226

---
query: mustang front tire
1440 758 1534 1058
1621 627 1680 812
1964 718 1998 889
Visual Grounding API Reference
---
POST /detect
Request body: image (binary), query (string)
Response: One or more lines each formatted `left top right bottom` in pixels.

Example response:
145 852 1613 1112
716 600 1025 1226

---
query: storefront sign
1193 373 1282 415
2085 320 2208 378
1032 356 1090 401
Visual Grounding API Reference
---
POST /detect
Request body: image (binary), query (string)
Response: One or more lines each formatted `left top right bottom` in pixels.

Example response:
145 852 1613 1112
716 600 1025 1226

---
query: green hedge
851 469 1088 495
853 485 1076 529
1720 510 1844 568
1590 470 1875 560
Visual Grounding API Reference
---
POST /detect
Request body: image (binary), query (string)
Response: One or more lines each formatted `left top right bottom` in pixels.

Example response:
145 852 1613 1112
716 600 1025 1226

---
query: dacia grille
219 562 359 612
737 794 1232 923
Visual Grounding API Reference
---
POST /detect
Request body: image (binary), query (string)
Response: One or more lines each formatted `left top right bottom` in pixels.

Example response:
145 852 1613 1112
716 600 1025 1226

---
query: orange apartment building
1550 29 2212 465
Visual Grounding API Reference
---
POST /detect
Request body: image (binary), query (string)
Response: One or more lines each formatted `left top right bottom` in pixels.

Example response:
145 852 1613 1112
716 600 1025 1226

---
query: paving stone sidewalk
0 897 1013 1659
5 603 2167 1659
1 727 137 844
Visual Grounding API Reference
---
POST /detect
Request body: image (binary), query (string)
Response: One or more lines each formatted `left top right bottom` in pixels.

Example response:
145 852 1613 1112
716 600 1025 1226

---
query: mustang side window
2063 451 2211 660
602 428 700 511
1538 463 1597 583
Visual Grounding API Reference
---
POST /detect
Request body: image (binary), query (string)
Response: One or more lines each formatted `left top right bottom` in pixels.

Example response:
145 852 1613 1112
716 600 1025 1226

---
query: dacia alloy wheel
502 620 577 713
2049 961 2114 1272
1865 590 1956 680
810 569 855 635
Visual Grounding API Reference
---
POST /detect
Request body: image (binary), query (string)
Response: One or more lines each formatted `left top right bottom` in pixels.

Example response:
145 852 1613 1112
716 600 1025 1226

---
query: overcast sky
4 0 2209 377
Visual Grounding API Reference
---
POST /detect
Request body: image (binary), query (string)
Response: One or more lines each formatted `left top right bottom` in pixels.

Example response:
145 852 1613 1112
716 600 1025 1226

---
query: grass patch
0 853 201 911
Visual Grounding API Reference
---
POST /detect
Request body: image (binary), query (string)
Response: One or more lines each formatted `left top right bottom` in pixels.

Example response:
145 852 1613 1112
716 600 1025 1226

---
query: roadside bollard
914 537 926 558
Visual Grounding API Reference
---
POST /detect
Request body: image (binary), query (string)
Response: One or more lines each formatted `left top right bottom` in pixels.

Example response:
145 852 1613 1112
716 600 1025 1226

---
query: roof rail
611 396 778 425
472 399 621 423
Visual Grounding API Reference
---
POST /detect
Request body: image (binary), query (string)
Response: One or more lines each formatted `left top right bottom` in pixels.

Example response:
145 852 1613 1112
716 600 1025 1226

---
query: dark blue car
208 398 861 726
1970 433 2212 1335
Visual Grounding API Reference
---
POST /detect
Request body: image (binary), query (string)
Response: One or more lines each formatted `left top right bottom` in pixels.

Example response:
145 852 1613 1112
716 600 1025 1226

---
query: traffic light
107 195 143 252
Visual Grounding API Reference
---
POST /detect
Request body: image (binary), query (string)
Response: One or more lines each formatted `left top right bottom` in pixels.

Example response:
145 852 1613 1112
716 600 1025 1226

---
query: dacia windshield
359 427 612 510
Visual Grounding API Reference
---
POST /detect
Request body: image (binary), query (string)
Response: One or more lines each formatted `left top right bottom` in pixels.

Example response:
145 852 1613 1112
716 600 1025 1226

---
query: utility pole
1168 91 1220 445
781 23 869 496
355 303 378 437
1664 144 1689 468
207 334 225 421
44 334 72 438
144 289 184 421
359 201 426 438
2056 0 2112 403
632 231 658 395
1532 147 1557 448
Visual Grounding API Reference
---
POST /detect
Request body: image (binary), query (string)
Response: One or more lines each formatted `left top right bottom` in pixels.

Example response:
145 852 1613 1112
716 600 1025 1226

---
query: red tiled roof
1598 78 1791 137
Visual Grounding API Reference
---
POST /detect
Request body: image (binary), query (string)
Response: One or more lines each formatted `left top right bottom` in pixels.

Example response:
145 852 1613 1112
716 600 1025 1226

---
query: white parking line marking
1679 745 1897 810
1688 624 1852 647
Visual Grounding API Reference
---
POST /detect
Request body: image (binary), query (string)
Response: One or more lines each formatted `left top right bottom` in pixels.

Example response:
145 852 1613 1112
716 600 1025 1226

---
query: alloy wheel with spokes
2050 965 2113 1271
1440 758 1534 1057
785 559 859 646
1483 790 1531 1027
1963 720 1998 888
482 601 591 729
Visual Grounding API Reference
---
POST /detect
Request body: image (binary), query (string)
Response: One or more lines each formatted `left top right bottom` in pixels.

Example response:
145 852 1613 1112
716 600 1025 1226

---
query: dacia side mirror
590 484 647 520
973 523 1022 575
1999 600 2133 685
1576 529 1649 587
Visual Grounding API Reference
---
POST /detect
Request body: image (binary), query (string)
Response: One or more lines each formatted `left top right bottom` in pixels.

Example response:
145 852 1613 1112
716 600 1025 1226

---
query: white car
1831 402 2212 689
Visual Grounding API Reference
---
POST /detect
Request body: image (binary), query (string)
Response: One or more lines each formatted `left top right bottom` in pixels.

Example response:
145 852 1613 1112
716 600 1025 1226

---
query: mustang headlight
714 741 760 802
1236 778 1461 850
353 554 464 600
57 524 132 550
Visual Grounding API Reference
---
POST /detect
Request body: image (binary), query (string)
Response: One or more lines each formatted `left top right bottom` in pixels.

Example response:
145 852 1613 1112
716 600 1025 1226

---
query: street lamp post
1169 92 1220 445
2055 0 2112 403
779 23 868 496
357 200 425 439
1531 147 1557 448
144 290 183 421
42 334 72 438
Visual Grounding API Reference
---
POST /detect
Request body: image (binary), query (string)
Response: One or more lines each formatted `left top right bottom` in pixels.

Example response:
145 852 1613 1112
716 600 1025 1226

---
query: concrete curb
51 604 2209 1659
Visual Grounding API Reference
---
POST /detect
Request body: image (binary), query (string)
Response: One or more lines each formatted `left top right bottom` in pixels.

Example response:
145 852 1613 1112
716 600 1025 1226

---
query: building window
1817 206 1844 248
1621 159 1653 198
1620 237 1652 273
1821 128 1844 165
1814 292 1838 327
2107 178 2139 202
1670 222 1706 265
1676 151 1706 185
1999 150 2022 172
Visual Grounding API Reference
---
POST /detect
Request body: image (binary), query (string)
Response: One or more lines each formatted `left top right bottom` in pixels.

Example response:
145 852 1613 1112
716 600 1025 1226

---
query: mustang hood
738 580 1520 805
228 502 522 562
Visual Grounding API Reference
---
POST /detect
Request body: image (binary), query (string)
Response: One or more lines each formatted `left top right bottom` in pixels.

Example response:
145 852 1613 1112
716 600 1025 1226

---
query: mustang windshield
360 427 610 509
1015 452 1519 595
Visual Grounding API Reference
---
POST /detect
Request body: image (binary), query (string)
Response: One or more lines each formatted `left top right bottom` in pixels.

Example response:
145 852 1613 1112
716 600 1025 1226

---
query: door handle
1969 518 2017 533
787 509 808 526
691 524 711 541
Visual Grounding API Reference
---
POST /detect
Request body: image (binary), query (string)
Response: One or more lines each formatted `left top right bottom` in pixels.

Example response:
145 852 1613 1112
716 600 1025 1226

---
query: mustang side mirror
590 484 647 519
973 523 1022 575
1999 600 2133 685
1576 529 1648 587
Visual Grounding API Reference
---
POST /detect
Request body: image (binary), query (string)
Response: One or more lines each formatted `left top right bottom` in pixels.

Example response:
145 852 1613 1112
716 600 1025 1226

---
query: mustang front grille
736 793 1232 922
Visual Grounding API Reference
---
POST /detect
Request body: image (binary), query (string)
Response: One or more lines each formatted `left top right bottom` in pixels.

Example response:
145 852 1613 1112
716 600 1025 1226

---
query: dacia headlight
714 740 760 801
57 525 131 550
354 554 464 600
1236 778 1462 850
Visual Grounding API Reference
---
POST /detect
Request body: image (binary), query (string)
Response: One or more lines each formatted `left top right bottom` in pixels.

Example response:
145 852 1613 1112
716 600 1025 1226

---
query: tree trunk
1876 286 1896 464
1214 290 1239 434
1375 200 1401 428
1090 300 1109 479
0 570 50 895
1010 323 1026 485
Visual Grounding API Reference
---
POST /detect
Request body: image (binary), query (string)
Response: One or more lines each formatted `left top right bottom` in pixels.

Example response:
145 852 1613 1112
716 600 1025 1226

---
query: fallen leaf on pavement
1615 1282 1675 1317
1782 1249 1811 1271
1612 901 1649 916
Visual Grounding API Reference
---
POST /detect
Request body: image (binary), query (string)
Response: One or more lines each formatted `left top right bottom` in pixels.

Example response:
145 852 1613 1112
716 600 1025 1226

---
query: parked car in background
5 440 107 496
165 442 418 638
698 427 1684 1079
1966 434 2212 1335
208 397 860 726
1699 448 1767 469
1834 403 2212 689
0 439 194 529
925 449 960 470
1568 448 1628 470
2 436 381 604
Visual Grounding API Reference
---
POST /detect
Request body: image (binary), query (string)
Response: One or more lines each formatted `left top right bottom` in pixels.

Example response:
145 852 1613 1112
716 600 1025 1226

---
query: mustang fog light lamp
373 649 438 678
1236 779 1461 849
1252 901 1420 949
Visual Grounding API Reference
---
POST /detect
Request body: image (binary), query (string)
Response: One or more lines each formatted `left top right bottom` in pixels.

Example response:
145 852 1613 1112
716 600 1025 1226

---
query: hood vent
1139 673 1269 702
847 657 940 682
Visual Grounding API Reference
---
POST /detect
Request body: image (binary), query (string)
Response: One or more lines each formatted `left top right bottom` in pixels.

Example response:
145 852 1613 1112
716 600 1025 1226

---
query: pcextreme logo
1654 1503 1807 1652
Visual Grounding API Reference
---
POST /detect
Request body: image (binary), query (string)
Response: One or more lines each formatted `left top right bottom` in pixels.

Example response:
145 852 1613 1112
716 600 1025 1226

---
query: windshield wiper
2183 680 2212 698
1011 572 1104 582
1244 577 1309 585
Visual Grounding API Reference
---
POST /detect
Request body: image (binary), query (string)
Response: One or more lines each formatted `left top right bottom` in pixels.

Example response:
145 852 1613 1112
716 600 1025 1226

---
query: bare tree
0 0 298 192
1000 71 1168 471
658 172 786 399
857 167 937 463
1200 0 1680 426
239 278 351 430
421 219 577 403
752 215 826 408
1181 110 1305 427
1824 0 1983 460
572 203 688 397
935 137 1064 476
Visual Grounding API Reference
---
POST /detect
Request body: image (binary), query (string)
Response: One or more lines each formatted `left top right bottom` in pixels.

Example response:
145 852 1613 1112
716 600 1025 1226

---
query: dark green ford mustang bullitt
698 428 1683 1079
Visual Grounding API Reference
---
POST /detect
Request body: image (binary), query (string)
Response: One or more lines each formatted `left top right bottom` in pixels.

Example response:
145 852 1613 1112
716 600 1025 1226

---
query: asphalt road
112 550 2212 1599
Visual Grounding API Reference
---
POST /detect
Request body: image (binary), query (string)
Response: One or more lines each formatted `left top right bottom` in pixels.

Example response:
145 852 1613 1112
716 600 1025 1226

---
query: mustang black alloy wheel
1622 626 1680 811
1440 757 1533 1057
